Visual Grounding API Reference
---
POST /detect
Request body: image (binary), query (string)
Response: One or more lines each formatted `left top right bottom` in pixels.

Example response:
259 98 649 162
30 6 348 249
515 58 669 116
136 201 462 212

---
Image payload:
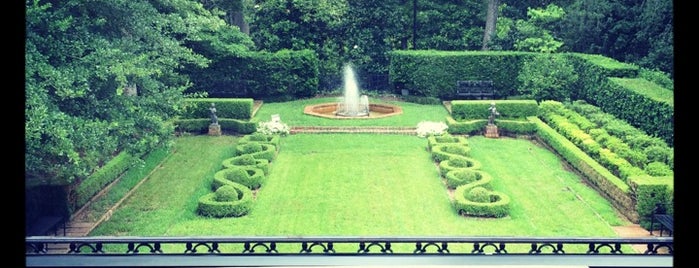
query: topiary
644 162 673 176
467 187 491 203
448 157 471 168
239 143 263 154
234 154 257 165
248 132 270 142
214 185 240 202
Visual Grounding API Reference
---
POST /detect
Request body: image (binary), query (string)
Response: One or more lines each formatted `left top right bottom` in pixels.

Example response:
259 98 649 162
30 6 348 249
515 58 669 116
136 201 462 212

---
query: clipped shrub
238 133 282 149
439 156 482 176
427 133 468 150
214 167 265 190
644 162 673 177
445 169 491 189
239 143 263 155
467 187 491 203
222 154 270 175
453 184 510 218
215 185 240 202
197 182 253 218
235 140 277 161
431 144 471 162
644 145 673 166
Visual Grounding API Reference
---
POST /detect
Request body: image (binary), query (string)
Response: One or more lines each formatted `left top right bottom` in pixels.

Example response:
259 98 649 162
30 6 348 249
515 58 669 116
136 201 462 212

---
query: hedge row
180 98 254 120
389 50 673 146
73 152 137 212
536 100 673 225
446 100 538 136
530 116 638 222
566 53 673 146
539 101 673 181
427 135 510 218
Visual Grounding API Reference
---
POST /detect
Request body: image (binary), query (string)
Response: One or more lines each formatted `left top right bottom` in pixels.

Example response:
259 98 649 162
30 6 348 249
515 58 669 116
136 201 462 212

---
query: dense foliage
25 0 226 186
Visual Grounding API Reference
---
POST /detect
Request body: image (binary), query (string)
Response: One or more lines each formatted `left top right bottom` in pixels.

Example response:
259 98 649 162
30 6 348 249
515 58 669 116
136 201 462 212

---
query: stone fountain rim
303 102 403 120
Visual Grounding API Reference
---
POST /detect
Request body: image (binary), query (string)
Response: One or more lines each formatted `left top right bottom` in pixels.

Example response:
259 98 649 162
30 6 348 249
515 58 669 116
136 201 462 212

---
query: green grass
253 97 450 127
90 134 239 236
91 134 628 240
80 146 172 222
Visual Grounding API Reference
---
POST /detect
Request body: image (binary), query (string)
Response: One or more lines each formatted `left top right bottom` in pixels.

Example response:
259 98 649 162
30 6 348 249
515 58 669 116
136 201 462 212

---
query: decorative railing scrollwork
26 236 673 267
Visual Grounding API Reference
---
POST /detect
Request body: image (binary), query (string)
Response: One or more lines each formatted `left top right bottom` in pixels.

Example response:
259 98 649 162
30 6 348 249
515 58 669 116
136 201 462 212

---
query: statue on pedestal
209 103 218 125
488 102 499 125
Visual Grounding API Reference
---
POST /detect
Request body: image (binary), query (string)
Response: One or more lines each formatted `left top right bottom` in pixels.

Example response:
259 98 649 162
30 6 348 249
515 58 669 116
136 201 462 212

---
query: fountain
303 63 402 119
336 64 369 117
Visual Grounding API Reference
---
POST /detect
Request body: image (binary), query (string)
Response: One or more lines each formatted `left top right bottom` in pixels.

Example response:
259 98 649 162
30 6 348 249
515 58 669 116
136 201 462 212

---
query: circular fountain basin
303 103 403 119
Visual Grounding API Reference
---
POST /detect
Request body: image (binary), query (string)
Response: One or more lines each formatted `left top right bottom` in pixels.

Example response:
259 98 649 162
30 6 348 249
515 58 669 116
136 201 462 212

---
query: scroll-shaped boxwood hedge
198 133 282 218
238 132 281 148
427 134 468 150
427 134 510 218
197 182 253 218
439 156 482 177
213 167 266 190
444 169 493 190
222 154 270 175
453 184 510 218
430 144 471 162
235 143 277 162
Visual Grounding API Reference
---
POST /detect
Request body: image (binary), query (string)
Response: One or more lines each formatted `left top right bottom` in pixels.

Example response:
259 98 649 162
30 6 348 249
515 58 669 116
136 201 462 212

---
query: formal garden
25 2 675 265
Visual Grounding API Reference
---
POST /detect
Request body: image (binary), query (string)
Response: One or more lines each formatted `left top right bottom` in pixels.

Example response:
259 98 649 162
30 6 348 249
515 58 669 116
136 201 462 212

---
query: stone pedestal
485 124 499 138
208 123 222 136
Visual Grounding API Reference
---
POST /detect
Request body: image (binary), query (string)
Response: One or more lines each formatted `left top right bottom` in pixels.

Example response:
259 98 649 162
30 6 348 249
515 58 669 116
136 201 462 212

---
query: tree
25 0 222 187
199 0 250 34
560 0 673 77
513 4 566 53
415 0 483 51
482 0 500 50
249 0 351 89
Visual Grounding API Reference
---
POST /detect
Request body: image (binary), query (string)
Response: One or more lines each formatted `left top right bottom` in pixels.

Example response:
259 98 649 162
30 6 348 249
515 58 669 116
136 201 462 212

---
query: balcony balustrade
26 236 673 267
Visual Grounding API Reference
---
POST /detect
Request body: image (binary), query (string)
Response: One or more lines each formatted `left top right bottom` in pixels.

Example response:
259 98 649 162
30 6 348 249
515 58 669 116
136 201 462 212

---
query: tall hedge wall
389 50 535 99
185 49 319 101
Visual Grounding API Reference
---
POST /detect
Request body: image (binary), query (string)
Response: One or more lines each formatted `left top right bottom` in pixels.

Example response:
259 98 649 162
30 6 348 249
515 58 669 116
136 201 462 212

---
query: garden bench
649 203 673 237
27 216 65 236
456 80 494 99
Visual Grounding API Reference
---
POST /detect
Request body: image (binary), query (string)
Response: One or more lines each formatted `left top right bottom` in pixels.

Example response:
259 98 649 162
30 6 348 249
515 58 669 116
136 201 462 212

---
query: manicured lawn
91 134 627 240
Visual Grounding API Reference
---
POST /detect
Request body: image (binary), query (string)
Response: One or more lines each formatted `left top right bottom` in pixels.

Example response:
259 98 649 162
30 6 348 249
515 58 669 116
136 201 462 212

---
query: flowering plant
416 121 448 138
257 120 290 136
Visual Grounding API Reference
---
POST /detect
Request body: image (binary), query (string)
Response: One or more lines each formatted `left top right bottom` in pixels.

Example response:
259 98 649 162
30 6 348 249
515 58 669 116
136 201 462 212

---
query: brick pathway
291 126 416 135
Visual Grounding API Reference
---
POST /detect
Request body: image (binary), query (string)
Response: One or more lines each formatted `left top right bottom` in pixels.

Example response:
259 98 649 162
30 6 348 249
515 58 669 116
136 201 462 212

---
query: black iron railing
26 236 673 267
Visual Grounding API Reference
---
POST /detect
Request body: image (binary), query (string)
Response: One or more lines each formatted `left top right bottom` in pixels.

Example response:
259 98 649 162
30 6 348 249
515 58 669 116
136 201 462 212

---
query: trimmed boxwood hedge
213 167 266 190
438 156 482 177
222 154 270 175
453 184 510 218
197 182 253 218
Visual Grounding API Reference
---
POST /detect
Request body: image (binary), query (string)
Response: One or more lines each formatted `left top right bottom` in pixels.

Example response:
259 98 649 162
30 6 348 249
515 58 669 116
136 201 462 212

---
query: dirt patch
613 224 652 237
